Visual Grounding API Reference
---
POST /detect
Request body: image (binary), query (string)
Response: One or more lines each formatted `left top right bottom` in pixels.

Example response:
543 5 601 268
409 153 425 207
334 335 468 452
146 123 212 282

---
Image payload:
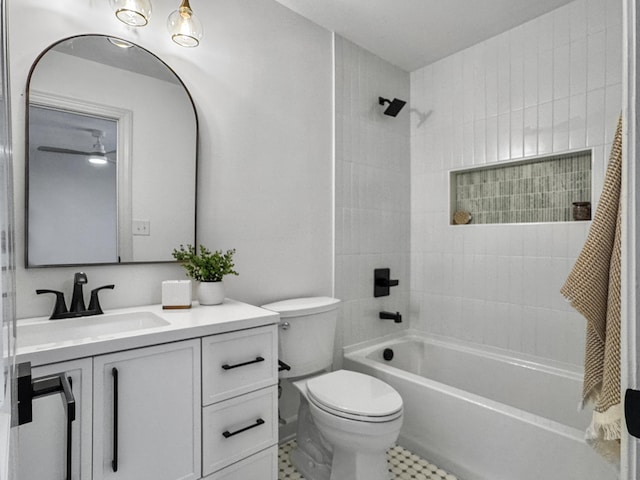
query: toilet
261 297 403 480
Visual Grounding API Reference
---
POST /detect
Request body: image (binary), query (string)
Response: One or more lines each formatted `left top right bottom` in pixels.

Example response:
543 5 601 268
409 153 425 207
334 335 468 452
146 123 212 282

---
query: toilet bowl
292 369 403 480
260 297 403 480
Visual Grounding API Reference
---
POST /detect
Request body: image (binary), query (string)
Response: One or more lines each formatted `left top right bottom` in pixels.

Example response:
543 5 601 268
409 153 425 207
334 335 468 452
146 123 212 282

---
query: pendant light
167 0 203 47
87 135 110 166
109 0 152 27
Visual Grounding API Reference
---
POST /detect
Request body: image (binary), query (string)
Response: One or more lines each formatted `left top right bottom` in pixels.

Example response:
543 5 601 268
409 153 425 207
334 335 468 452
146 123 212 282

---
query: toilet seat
306 370 403 423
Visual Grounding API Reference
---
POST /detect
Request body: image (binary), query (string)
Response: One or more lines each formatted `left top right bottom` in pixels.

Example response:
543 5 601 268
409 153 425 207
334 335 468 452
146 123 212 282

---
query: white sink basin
18 311 170 348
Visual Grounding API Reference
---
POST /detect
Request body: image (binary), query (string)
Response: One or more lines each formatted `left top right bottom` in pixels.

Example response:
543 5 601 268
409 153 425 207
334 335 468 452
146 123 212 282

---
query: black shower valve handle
374 268 399 297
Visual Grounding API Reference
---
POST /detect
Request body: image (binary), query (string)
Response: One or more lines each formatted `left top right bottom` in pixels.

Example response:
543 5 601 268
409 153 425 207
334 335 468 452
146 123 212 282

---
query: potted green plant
172 244 238 305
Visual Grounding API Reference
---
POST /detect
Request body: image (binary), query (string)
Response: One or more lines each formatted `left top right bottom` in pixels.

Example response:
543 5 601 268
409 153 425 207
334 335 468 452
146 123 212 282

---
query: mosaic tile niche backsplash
451 150 592 224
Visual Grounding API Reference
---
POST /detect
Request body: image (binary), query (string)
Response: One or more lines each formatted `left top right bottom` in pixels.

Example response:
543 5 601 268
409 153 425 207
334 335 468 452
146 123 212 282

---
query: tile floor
278 440 459 480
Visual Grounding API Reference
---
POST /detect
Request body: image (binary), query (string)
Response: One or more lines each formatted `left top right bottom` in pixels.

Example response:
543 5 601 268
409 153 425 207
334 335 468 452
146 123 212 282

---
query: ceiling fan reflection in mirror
37 129 116 165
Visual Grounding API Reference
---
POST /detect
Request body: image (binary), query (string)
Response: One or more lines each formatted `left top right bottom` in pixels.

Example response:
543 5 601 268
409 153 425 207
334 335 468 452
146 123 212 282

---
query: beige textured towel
561 116 622 462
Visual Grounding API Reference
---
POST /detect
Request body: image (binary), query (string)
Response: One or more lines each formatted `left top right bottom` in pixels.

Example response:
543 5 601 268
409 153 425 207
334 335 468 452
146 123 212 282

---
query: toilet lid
306 370 403 420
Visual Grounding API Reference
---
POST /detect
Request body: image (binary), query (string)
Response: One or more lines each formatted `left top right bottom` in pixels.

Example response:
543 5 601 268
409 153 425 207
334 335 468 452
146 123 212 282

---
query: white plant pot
198 281 224 305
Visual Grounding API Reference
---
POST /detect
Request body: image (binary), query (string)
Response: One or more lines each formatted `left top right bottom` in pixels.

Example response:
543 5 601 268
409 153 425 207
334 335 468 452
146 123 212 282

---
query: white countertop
16 299 279 366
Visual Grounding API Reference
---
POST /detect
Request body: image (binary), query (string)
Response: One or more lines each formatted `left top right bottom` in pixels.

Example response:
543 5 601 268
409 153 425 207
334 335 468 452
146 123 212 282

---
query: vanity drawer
202 386 278 476
202 325 277 405
203 445 277 480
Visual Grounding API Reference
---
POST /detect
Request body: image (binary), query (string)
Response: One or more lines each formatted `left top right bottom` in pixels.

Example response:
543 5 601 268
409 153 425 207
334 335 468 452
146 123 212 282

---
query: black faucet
70 272 88 313
379 311 402 323
36 272 115 320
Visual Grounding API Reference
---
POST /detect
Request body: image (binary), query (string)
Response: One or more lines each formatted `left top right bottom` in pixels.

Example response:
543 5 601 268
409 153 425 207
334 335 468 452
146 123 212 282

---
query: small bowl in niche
572 201 591 221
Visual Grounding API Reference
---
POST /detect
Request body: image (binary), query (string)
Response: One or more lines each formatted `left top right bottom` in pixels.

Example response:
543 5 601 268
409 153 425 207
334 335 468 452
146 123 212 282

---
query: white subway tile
463 121 474 166
553 44 571 100
511 108 524 159
553 4 571 47
605 0 622 28
485 255 499 302
485 41 499 117
524 105 538 157
486 115 499 162
520 306 537 355
510 32 524 111
604 83 622 142
586 87 605 146
523 45 539 108
537 12 554 53
507 303 525 352
451 121 464 169
552 97 570 152
538 49 554 104
605 24 622 86
586 34 605 93
498 112 511 160
508 256 524 305
535 225 554 257
497 35 511 114
570 38 587 96
587 0 607 34
569 93 587 150
474 118 486 164
537 101 553 154
570 0 587 42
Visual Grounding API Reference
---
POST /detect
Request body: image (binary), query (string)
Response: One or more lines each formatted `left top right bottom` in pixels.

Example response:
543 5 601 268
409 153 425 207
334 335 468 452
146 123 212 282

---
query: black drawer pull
221 356 265 370
222 418 265 439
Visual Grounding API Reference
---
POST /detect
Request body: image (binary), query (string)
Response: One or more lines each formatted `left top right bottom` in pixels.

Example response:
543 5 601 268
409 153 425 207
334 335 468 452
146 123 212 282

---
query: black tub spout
379 311 402 323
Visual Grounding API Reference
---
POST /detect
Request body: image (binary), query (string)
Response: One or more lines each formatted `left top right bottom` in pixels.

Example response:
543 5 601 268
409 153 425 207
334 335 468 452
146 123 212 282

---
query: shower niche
450 150 592 225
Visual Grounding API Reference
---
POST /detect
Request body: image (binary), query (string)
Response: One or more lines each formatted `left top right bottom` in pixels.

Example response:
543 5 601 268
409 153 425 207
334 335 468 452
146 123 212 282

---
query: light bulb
88 155 108 165
109 0 152 27
167 0 203 47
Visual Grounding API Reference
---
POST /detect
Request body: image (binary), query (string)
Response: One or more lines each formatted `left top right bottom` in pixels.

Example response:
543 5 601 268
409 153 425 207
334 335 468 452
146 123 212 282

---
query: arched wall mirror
25 35 197 267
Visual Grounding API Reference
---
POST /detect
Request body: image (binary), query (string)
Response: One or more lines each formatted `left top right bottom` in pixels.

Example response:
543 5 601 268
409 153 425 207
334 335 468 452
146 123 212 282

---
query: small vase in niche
572 202 591 221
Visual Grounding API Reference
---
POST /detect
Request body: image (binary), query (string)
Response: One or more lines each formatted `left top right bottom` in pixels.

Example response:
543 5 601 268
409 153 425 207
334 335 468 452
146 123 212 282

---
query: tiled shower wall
334 35 411 366
410 0 622 366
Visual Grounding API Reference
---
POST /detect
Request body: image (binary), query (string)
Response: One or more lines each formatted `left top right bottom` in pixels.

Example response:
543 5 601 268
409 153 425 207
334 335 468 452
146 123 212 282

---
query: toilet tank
261 297 340 378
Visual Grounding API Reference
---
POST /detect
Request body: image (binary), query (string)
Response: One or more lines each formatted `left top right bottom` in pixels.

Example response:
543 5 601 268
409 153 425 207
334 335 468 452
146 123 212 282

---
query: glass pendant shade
109 0 152 27
167 0 203 47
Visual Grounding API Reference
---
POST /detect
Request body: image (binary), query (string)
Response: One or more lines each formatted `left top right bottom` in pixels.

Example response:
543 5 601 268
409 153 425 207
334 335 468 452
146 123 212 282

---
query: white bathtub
343 331 618 480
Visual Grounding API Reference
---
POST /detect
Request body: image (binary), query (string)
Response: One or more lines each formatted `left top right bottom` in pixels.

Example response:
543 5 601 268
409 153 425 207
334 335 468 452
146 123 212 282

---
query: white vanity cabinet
92 340 201 480
201 325 278 479
17 358 93 480
16 301 280 480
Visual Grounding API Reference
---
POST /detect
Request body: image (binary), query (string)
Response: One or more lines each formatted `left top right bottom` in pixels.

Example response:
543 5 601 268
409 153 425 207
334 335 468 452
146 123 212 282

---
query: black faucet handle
88 285 115 315
36 289 68 319
374 268 400 297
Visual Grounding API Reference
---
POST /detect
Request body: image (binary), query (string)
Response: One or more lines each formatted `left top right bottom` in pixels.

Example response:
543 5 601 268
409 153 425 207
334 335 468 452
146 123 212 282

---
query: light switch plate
133 219 150 236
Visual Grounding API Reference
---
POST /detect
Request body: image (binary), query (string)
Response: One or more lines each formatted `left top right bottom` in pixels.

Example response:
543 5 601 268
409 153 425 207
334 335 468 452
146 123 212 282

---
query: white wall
410 0 622 366
9 0 333 318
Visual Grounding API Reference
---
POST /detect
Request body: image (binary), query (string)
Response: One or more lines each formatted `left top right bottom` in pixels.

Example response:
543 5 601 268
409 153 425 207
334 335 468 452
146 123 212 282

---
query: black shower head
378 97 407 117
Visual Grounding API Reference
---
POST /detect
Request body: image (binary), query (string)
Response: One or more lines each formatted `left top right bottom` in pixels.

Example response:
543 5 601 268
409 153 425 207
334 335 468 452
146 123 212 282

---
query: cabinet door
93 340 201 480
18 357 93 480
